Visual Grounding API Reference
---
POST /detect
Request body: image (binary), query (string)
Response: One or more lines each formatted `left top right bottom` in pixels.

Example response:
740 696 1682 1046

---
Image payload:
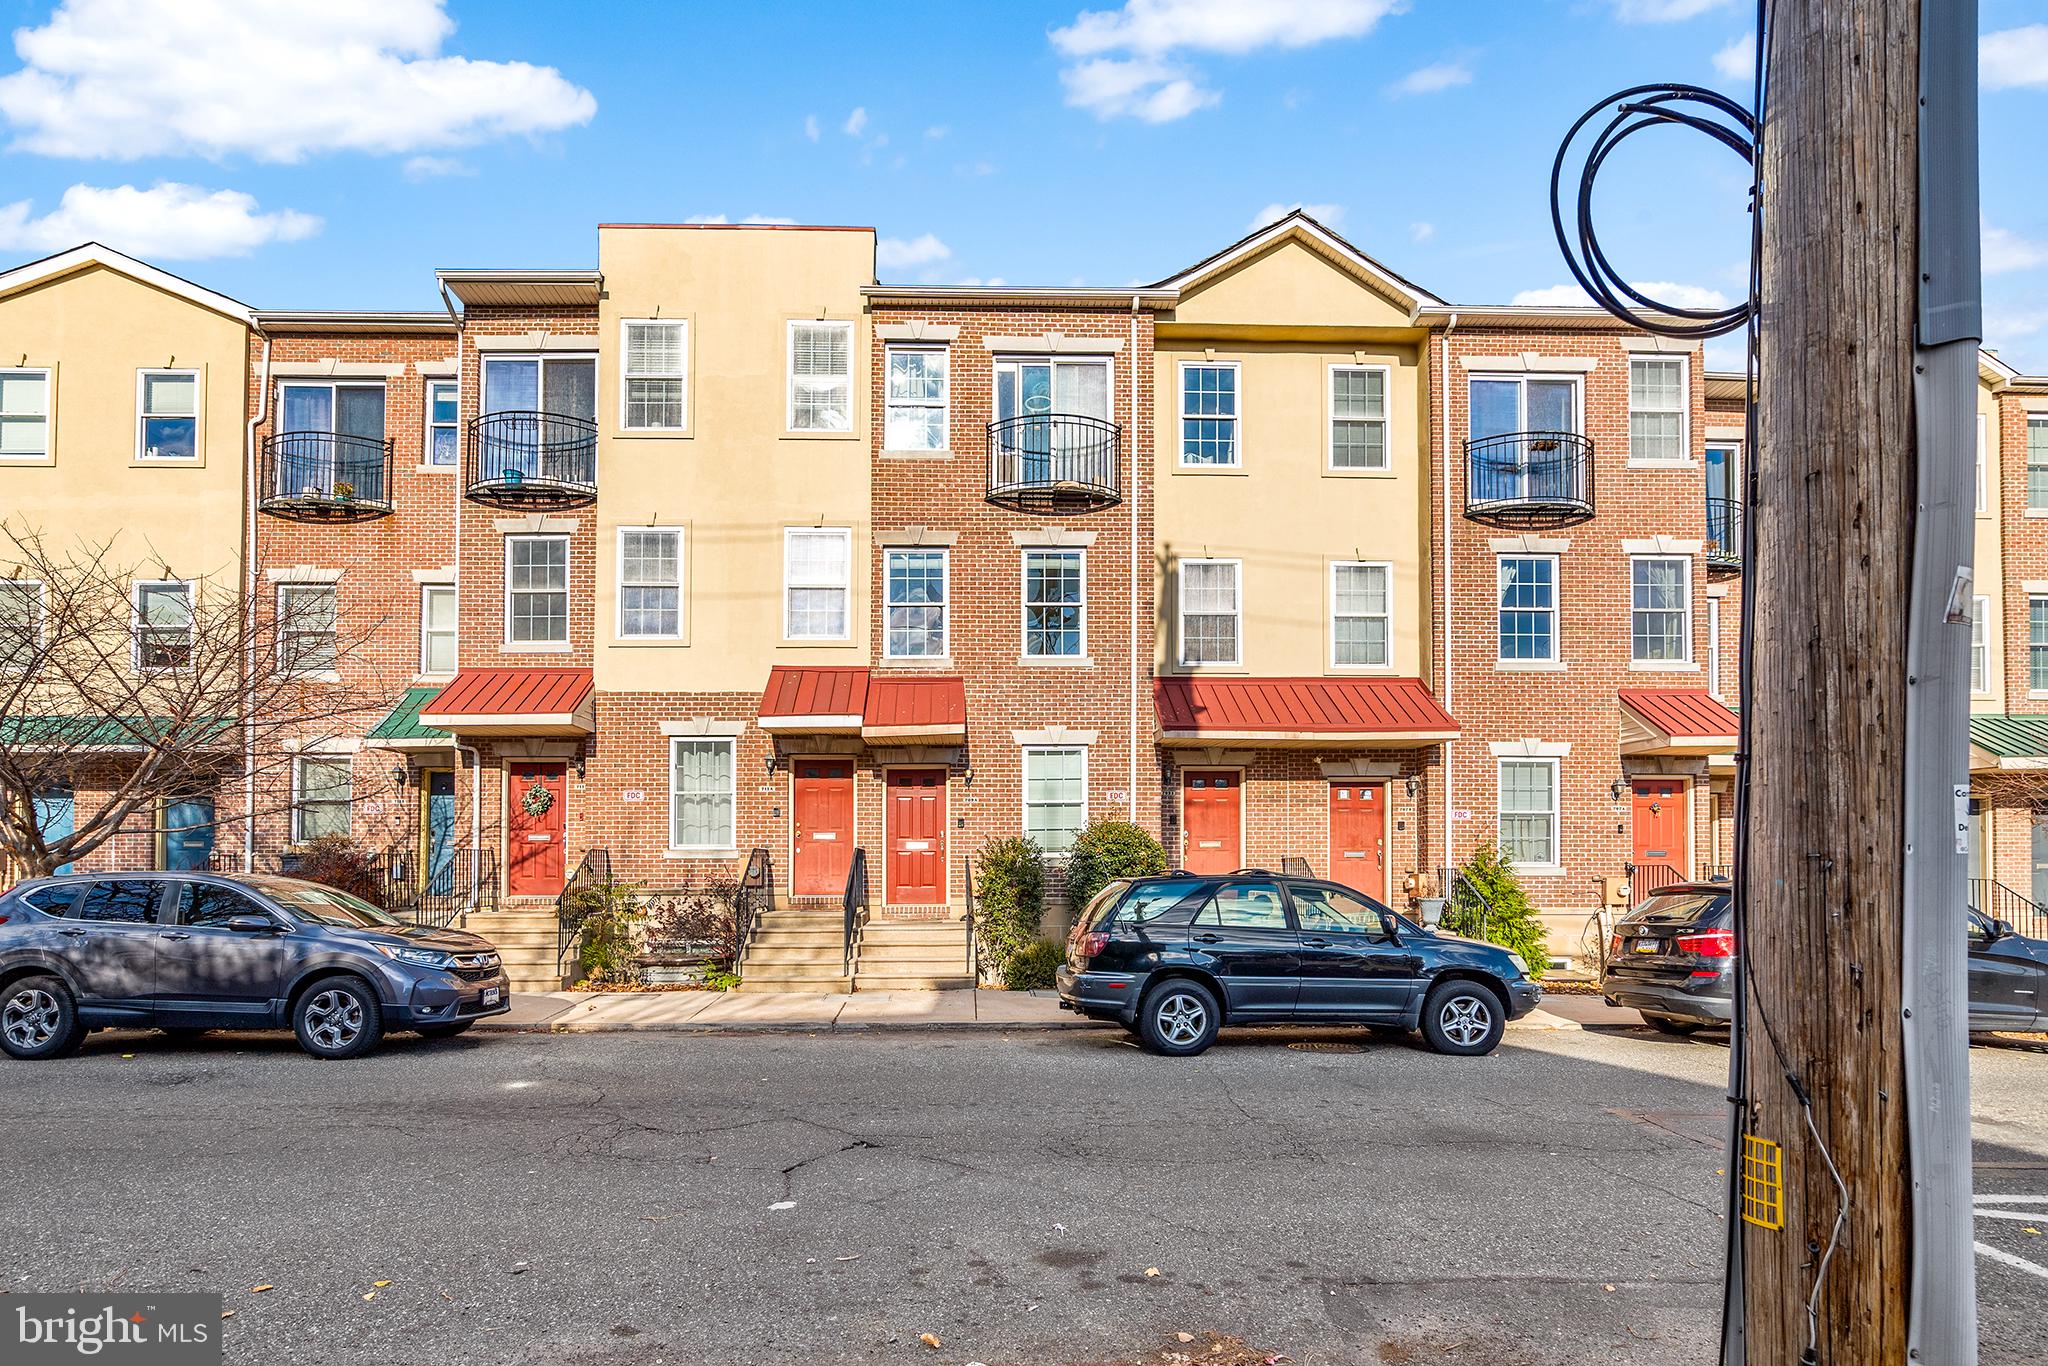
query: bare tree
0 522 393 878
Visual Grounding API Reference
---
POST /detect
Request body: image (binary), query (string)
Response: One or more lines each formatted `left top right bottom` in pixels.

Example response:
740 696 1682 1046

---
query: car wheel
293 976 384 1060
0 975 85 1060
1421 980 1505 1056
1137 979 1220 1057
416 1021 475 1040
1646 1014 1702 1036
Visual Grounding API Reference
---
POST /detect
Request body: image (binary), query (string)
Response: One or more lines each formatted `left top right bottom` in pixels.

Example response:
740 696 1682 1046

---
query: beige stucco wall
1975 373 2006 712
0 262 249 589
593 226 874 692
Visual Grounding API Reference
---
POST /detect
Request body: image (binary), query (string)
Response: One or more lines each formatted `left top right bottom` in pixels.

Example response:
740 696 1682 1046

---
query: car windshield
1075 880 1131 933
1630 891 1727 926
245 878 403 928
1113 878 1208 925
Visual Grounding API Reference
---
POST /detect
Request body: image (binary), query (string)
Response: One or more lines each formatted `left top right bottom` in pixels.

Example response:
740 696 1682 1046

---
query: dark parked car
0 872 510 1061
1602 881 2048 1034
1056 872 1541 1056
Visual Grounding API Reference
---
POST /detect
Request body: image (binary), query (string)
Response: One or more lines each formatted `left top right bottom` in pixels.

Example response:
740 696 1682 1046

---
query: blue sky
2 0 2045 373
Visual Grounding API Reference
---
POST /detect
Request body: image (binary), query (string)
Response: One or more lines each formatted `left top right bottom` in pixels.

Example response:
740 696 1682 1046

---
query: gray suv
0 872 510 1060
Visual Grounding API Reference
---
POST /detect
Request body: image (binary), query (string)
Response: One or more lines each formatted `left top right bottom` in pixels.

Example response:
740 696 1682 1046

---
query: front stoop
853 916 974 992
736 909 853 993
458 907 568 993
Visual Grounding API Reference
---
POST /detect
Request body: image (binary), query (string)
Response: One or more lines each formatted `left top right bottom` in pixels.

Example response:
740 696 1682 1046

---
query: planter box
636 950 727 987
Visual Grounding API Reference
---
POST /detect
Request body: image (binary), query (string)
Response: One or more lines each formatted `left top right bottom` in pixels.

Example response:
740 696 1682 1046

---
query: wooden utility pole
1737 0 1979 1362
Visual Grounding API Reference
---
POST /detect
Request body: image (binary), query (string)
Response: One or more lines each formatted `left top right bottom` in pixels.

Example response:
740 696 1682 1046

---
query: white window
784 527 851 639
137 369 199 461
1972 595 1990 695
419 584 457 675
1178 558 1241 666
1329 364 1389 471
277 583 338 676
1498 556 1559 663
1498 759 1559 868
1179 361 1240 467
0 369 50 461
1707 596 1723 698
426 379 459 466
1330 562 1392 667
505 535 569 646
0 579 43 671
618 527 684 639
133 580 193 671
1977 413 1988 514
292 756 351 844
884 547 947 658
1023 746 1087 853
788 320 853 432
670 737 735 849
1630 556 1692 663
1627 356 1687 463
1023 549 1085 659
884 345 949 451
621 320 688 431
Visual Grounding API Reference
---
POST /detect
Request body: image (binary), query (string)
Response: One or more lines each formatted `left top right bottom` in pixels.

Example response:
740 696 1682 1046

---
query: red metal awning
417 668 595 736
1153 676 1459 748
1618 688 1739 755
759 668 968 742
862 675 967 742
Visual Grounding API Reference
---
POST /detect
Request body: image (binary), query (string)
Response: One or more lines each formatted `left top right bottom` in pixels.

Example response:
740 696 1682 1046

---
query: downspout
1128 294 1141 821
243 328 272 874
439 279 478 911
1437 312 1458 884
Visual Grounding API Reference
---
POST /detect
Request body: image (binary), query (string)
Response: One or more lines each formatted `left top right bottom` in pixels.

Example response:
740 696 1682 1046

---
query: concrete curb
474 1010 1583 1036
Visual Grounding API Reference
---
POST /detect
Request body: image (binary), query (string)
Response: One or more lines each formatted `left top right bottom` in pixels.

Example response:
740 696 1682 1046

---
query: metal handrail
259 431 395 517
841 846 871 976
385 846 497 929
466 409 598 505
556 848 614 981
963 849 981 981
1625 860 1689 900
1969 877 2048 940
1463 430 1594 521
736 847 773 966
985 413 1122 510
1705 496 1743 567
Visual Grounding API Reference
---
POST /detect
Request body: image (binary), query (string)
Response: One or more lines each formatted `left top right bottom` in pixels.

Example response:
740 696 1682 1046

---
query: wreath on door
520 781 555 818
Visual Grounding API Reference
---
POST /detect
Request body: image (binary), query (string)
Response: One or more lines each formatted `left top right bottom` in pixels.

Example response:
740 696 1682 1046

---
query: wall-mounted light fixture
389 766 407 788
1610 777 1628 802
763 752 777 777
960 764 975 787
1404 775 1420 798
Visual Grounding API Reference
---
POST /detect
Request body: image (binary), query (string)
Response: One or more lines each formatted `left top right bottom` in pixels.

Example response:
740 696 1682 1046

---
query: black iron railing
1970 878 2048 941
841 846 871 976
466 410 598 506
1280 856 1313 878
385 846 498 929
963 850 982 981
556 848 614 980
259 432 395 518
1705 863 1734 882
1464 431 1595 523
986 413 1121 511
736 847 773 967
1625 860 1689 900
1705 497 1743 568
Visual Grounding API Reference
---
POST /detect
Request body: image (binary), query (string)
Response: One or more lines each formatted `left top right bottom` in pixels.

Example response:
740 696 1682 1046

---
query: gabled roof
0 242 252 324
1150 210 1443 312
1971 714 2048 769
1153 676 1458 748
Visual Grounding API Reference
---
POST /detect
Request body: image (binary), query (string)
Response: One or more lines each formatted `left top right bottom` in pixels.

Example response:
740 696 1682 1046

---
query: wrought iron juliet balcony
1462 430 1595 525
465 410 598 507
985 413 1122 512
1705 496 1742 568
258 431 395 520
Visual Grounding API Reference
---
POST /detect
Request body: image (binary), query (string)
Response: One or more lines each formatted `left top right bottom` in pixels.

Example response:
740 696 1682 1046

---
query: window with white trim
419 584 456 674
0 369 50 461
1497 556 1558 662
505 535 568 646
1023 549 1085 658
1177 558 1241 666
1627 357 1686 462
2031 418 2048 512
0 579 42 672
2030 596 2048 692
884 345 948 451
1330 561 1391 667
1630 556 1691 662
788 320 853 432
1977 413 1988 514
884 547 947 658
1498 758 1559 867
133 581 192 671
1329 365 1388 470
277 583 338 676
426 379 458 466
784 527 850 639
1179 362 1239 467
618 528 683 639
293 756 352 844
669 737 735 849
622 320 688 430
137 369 199 461
1707 596 1723 697
1972 595 1990 695
1023 746 1086 853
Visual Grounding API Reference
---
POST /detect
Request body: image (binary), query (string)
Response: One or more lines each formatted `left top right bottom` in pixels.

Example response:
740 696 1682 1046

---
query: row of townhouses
3 213 2045 988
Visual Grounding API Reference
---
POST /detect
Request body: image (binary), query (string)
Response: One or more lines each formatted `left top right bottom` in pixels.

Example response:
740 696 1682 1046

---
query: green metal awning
366 686 452 747
1970 714 2048 768
0 715 232 750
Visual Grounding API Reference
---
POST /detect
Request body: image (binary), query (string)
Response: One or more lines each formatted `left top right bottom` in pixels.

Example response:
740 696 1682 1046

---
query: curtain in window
671 741 734 848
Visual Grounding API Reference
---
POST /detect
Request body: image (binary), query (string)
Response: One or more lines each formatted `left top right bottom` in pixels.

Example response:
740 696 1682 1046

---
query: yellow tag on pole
1741 1134 1785 1230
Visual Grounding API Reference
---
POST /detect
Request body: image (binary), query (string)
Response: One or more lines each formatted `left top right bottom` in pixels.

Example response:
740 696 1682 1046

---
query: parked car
0 872 510 1061
1602 881 2048 1034
1056 871 1541 1056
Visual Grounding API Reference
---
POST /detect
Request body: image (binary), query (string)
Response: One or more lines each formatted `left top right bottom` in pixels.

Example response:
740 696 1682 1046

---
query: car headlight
375 943 454 969
1506 952 1529 978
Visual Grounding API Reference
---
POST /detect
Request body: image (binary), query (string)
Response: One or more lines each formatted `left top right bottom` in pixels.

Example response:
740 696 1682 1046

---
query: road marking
1973 1194 2048 1205
1972 1210 2047 1223
1975 1242 2048 1281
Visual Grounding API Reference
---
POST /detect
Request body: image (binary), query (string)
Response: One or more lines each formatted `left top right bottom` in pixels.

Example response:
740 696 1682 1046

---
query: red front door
885 768 947 905
1181 770 1242 875
1631 779 1688 893
1328 781 1388 898
792 759 855 897
505 761 567 897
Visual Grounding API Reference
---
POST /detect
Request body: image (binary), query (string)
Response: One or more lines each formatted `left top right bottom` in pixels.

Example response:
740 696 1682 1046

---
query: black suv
1056 872 1541 1056
0 872 510 1061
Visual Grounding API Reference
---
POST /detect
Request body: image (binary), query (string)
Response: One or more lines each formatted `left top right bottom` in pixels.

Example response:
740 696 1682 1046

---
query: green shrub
1002 939 1065 991
1063 819 1168 913
1441 843 1549 979
974 837 1046 979
562 877 644 988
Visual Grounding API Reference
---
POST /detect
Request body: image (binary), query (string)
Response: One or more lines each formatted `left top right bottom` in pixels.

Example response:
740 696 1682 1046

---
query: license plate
1632 939 1660 954
481 987 502 1006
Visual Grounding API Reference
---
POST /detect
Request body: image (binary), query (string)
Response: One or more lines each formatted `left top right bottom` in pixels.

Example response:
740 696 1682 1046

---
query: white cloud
1513 280 1730 309
1983 25 2048 90
1051 0 1403 122
1703 338 1749 373
1512 284 1593 307
804 114 820 141
1985 222 2048 275
1711 32 1754 79
1387 60 1471 97
1987 307 2048 340
924 125 949 140
953 276 1007 287
1609 0 1732 22
843 106 868 136
683 214 798 226
402 155 474 181
1248 201 1343 231
0 0 595 164
876 233 952 271
1409 220 1435 244
0 181 321 259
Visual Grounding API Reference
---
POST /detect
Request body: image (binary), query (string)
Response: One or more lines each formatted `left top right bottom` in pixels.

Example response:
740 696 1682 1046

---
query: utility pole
1733 0 1980 1362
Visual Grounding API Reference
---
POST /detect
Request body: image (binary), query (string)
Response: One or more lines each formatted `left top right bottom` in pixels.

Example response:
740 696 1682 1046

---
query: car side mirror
226 915 279 933
1992 918 2015 940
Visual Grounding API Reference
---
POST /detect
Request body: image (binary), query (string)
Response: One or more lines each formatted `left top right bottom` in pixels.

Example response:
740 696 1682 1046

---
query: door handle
57 928 86 938
1303 937 1330 947
1195 933 1221 943
162 931 191 941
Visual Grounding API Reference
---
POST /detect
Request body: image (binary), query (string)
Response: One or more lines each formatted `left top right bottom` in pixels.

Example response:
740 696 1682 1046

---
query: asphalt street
2 1019 2043 1365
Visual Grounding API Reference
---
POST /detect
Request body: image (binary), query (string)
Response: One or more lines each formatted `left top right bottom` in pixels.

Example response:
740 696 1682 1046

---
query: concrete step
748 928 844 946
736 973 852 994
854 974 975 992
746 948 850 968
859 926 968 947
465 930 559 950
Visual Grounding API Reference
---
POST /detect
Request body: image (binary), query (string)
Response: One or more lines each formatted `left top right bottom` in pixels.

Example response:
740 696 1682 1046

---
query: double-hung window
277 584 338 676
137 370 198 461
292 756 351 843
2031 418 2048 512
1972 595 1990 695
884 345 948 451
784 528 851 639
0 579 42 672
1329 365 1388 470
1178 558 1241 666
1023 746 1086 853
426 380 459 466
622 320 688 430
670 738 735 849
1330 562 1391 667
133 581 193 671
1498 556 1558 662
2031 596 2048 693
1627 357 1687 462
618 528 683 639
1179 361 1239 467
1498 759 1559 868
789 321 853 432
1630 556 1691 663
419 584 457 674
884 548 947 658
1023 549 1085 659
0 369 50 461
1977 413 1988 514
505 535 569 647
